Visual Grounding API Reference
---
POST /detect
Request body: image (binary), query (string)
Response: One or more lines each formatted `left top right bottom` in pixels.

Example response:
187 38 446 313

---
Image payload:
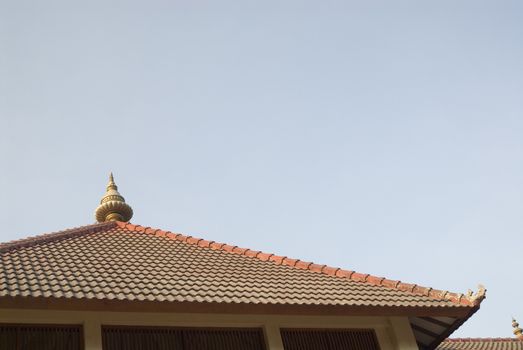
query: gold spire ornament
95 173 133 222
513 318 523 340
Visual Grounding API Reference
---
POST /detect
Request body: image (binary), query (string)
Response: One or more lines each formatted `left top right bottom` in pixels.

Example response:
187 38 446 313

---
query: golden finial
513 317 523 340
94 173 133 222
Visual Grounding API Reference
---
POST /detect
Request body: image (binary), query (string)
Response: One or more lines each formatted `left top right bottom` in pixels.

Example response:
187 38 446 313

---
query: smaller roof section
438 339 523 350
439 318 523 350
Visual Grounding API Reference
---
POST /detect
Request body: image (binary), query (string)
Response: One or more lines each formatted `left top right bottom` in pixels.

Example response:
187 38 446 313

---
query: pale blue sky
1 0 522 338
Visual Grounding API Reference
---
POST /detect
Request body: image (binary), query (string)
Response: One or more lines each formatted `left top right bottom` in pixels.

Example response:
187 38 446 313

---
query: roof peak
95 173 133 223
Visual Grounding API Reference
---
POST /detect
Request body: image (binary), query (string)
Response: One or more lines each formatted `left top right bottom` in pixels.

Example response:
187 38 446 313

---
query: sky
1 0 522 338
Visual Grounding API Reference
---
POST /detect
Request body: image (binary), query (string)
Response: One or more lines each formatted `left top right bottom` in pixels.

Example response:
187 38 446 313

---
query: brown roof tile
438 339 523 350
0 221 485 311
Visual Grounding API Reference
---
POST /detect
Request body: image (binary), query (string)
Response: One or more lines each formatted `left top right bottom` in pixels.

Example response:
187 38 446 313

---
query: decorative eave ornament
513 317 523 340
95 173 133 222
465 284 487 305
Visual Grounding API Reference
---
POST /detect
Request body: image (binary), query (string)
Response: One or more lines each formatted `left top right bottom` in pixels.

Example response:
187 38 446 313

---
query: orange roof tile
0 221 486 349
0 221 485 309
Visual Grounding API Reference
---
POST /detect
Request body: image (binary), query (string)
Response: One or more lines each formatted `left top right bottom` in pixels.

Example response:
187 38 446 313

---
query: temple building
0 174 506 350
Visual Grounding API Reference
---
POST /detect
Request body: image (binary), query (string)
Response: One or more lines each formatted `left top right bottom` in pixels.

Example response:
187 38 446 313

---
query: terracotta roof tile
438 339 523 350
0 222 485 310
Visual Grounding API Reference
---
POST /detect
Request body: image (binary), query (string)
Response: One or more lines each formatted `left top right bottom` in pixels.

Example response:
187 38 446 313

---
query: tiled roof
0 221 484 309
0 221 486 350
438 339 523 350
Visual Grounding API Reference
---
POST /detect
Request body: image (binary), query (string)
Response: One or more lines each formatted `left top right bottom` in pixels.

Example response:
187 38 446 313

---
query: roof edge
117 221 486 308
0 222 118 253
426 304 482 350
0 295 475 317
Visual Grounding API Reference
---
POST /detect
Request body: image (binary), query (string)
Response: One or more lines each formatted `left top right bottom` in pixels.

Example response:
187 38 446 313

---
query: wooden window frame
102 325 268 350
280 328 382 350
0 323 84 350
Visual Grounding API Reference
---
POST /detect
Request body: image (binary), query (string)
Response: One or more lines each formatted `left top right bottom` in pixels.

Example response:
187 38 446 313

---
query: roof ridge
117 222 486 308
444 338 522 342
0 222 117 253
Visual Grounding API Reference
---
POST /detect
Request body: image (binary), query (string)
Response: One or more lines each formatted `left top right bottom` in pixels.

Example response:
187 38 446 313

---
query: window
0 324 82 350
102 326 266 350
280 329 380 350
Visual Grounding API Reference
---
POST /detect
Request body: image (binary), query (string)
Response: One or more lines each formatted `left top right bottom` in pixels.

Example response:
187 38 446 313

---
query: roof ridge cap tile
117 221 486 308
0 221 118 253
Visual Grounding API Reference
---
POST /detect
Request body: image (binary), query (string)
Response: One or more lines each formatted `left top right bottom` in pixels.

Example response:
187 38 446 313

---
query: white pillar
264 323 285 350
84 318 103 350
388 317 419 350
375 326 397 350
